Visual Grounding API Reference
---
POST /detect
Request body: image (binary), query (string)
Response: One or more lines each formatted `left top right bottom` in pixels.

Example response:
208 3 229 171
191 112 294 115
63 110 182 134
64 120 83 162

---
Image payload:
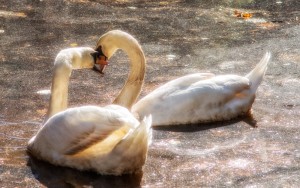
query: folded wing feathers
113 115 152 155
64 128 114 155
64 114 152 157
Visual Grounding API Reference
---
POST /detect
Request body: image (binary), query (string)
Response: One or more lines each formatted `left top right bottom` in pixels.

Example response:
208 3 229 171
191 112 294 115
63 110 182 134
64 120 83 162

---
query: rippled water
1 0 300 187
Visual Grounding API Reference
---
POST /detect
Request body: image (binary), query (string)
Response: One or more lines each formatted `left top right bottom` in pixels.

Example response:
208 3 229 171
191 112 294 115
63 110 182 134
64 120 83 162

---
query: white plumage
133 52 271 126
28 30 152 175
28 105 151 175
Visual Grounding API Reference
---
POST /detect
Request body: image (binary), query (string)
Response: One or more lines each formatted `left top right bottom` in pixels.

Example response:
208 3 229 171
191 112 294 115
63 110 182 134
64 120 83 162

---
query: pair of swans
28 30 271 175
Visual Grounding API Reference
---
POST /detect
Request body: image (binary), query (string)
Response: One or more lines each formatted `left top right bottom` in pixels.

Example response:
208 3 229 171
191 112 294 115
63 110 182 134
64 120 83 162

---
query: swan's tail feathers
113 115 152 155
141 115 153 146
245 52 271 94
109 115 152 173
127 115 152 147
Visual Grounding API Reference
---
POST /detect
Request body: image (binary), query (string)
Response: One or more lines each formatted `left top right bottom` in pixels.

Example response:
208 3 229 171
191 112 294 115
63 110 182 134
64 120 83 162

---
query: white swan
28 30 152 175
132 52 271 126
45 47 106 119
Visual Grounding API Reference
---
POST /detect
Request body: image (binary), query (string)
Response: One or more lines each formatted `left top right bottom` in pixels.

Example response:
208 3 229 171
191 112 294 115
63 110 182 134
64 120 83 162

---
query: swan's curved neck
46 59 72 120
113 46 145 110
44 47 96 121
99 31 146 110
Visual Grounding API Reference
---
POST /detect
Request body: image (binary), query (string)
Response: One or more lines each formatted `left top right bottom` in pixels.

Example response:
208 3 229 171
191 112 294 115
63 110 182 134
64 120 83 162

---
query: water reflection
28 156 143 188
154 115 257 132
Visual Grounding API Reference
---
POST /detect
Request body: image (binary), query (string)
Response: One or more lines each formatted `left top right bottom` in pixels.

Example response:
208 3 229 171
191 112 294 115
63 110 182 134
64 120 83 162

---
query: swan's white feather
134 75 251 125
28 105 152 175
133 52 271 126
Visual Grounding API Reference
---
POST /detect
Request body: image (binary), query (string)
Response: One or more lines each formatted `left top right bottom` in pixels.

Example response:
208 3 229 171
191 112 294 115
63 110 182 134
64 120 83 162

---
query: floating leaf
70 43 78 47
16 12 26 17
0 10 27 18
159 1 169 5
242 12 252 19
234 10 252 19
257 22 279 29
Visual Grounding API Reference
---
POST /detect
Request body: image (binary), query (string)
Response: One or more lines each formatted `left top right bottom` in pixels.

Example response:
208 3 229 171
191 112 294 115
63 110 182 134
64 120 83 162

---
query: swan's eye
91 51 100 63
96 45 107 59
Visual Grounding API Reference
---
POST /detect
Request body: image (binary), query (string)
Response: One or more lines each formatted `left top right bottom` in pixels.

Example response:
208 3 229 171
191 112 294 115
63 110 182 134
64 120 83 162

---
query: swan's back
134 75 252 126
132 73 215 119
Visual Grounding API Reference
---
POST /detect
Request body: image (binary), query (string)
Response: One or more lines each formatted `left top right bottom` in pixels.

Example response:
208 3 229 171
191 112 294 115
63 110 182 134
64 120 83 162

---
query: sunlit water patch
152 135 248 157
36 89 51 95
218 60 246 70
227 158 251 169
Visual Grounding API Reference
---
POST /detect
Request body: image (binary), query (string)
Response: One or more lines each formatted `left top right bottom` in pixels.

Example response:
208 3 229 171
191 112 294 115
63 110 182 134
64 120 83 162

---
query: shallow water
1 0 300 187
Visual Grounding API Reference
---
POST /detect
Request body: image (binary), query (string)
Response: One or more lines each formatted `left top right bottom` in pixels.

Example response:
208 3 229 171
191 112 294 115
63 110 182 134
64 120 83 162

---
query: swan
132 52 271 126
28 30 152 175
45 47 108 119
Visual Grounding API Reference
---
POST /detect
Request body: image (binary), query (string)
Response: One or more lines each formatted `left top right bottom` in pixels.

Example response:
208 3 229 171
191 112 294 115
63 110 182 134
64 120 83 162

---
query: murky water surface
1 0 300 187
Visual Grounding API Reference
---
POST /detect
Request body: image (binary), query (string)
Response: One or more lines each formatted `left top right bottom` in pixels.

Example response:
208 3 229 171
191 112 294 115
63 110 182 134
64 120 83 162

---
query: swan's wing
134 74 251 125
172 75 250 101
28 105 139 157
165 75 251 123
133 73 214 114
150 73 215 95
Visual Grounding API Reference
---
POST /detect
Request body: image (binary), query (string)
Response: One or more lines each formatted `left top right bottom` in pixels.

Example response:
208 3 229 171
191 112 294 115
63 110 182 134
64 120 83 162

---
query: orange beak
95 55 109 74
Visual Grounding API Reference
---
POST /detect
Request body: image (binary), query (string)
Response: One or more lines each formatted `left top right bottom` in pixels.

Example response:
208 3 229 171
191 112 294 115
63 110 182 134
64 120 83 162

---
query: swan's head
95 30 143 76
96 30 121 58
95 30 136 73
91 47 108 74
